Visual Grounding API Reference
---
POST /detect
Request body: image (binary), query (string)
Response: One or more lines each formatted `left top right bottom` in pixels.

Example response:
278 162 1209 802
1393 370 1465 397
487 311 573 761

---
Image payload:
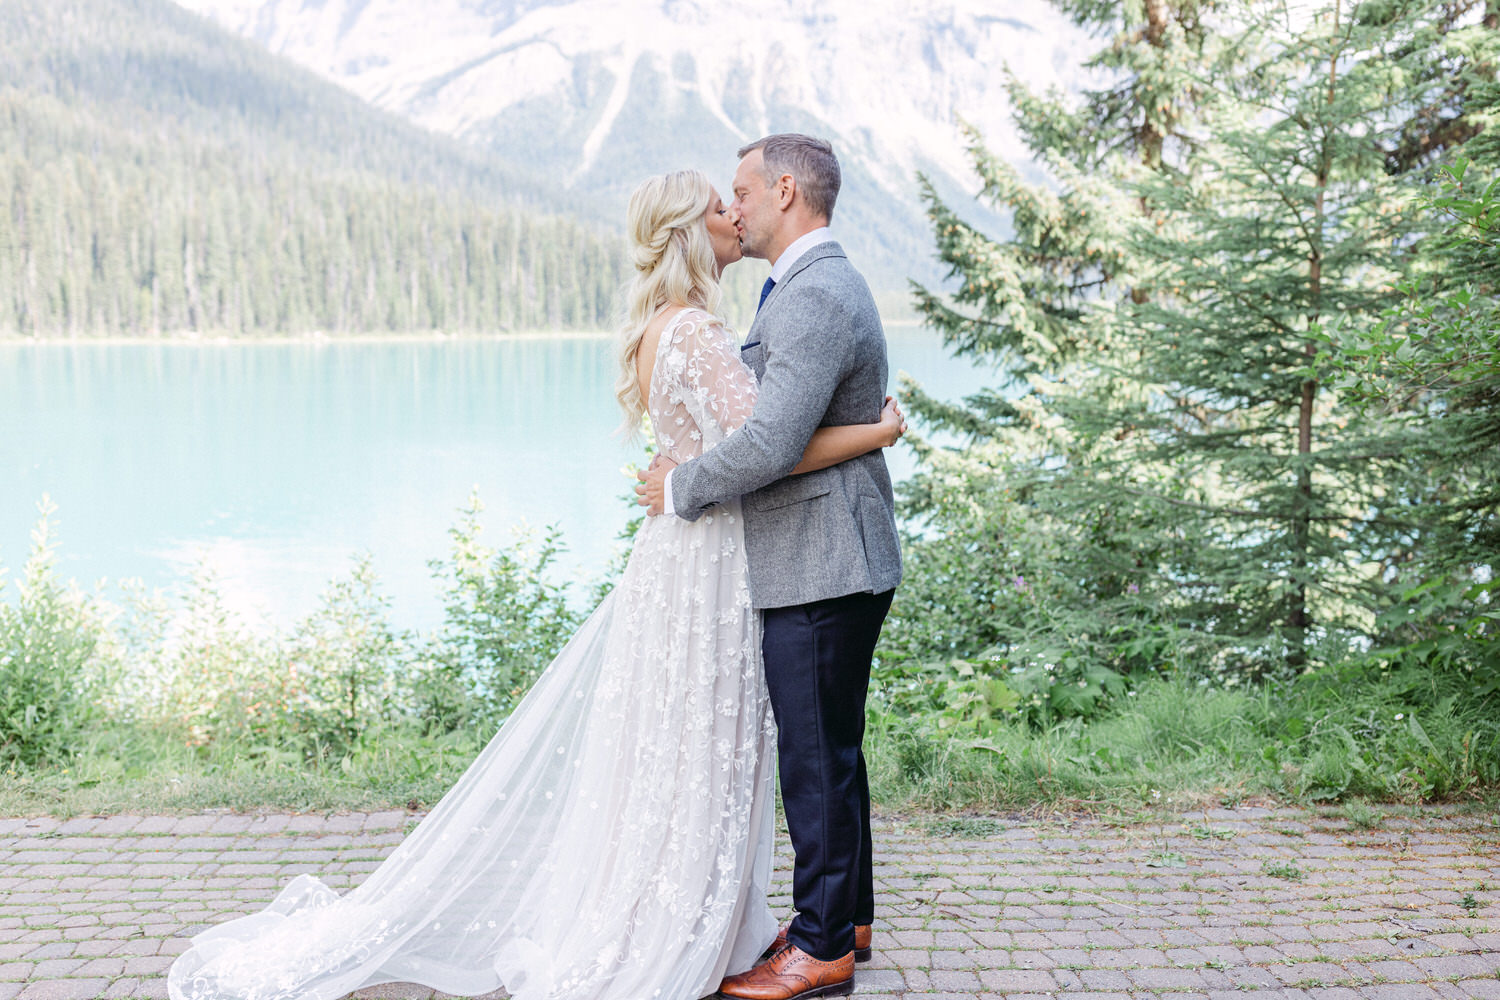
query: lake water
1 326 996 630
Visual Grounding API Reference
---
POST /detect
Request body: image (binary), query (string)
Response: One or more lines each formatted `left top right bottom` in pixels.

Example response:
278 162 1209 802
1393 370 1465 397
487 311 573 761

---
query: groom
637 133 900 1000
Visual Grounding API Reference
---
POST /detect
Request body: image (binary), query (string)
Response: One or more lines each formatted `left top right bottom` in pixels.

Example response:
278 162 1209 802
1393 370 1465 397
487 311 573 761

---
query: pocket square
740 341 761 351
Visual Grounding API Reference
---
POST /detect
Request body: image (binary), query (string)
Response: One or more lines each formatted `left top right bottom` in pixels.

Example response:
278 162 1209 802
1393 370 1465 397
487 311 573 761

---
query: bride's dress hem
167 308 777 1000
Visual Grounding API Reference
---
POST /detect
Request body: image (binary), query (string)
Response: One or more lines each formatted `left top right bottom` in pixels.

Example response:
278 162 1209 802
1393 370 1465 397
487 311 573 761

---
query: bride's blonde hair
615 169 724 437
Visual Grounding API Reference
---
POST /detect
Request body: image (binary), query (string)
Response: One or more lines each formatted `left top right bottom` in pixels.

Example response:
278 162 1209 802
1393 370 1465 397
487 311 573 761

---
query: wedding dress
168 308 777 1000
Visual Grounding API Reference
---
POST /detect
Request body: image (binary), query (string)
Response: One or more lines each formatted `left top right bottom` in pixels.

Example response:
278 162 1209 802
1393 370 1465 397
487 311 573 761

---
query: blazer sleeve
669 284 854 521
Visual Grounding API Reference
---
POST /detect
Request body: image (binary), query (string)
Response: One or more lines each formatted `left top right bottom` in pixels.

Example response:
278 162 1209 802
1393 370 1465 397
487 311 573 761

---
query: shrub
0 503 113 766
416 492 582 733
1265 657 1500 802
121 562 293 749
284 555 411 759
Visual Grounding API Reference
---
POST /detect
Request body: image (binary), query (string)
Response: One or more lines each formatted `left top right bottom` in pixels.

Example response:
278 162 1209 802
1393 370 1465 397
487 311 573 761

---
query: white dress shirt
660 227 835 516
766 226 832 285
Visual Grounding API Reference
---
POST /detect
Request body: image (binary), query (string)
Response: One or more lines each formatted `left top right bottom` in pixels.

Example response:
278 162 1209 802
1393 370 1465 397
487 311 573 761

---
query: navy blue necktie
757 277 776 313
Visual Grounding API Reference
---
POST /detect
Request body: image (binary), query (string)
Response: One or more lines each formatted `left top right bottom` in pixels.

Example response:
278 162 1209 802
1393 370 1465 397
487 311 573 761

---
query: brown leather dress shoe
717 944 854 999
763 923 872 962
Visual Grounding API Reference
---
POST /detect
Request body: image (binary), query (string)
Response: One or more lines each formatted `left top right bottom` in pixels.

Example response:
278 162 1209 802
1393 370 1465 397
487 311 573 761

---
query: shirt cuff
662 467 676 517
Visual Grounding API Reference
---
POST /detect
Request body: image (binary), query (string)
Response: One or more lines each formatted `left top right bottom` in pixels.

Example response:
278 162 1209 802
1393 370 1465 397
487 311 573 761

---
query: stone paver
1 806 1497 997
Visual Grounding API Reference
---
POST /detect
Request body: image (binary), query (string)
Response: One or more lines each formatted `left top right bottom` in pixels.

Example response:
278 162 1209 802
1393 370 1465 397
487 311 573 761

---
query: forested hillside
0 0 637 336
174 0 1068 294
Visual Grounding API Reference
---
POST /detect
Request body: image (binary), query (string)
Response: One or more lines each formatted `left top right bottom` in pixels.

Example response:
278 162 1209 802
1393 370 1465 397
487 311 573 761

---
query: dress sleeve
673 311 759 438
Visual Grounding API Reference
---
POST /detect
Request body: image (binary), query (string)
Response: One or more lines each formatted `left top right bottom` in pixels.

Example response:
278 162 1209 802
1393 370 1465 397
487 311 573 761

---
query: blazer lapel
777 241 845 290
743 242 846 374
750 241 845 329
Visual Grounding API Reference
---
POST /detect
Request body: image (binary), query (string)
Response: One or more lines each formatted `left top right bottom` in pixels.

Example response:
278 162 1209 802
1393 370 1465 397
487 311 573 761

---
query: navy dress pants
761 588 894 963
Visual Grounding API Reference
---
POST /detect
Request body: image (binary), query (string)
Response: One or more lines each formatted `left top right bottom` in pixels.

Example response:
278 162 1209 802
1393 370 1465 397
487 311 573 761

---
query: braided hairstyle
614 169 725 438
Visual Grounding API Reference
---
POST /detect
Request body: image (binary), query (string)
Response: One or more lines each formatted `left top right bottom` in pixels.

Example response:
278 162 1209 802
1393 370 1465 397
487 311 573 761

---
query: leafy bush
0 493 588 769
1267 659 1500 802
120 563 294 749
876 468 1189 730
121 558 434 760
284 555 411 759
415 492 583 733
0 502 113 766
5 493 1496 815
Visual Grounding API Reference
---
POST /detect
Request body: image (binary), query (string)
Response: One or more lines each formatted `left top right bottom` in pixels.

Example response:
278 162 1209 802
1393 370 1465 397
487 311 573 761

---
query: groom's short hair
738 134 840 222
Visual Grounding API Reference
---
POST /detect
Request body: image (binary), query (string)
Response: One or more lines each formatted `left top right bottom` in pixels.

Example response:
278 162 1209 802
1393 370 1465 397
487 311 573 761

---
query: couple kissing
169 133 902 1000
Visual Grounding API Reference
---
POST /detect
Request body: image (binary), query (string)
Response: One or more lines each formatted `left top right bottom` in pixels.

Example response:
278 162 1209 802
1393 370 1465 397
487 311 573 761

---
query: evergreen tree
0 0 637 337
1317 83 1500 681
897 0 1499 690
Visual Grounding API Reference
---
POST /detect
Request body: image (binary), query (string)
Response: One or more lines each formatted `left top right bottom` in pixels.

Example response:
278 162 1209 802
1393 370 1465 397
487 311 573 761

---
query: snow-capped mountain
172 0 1093 288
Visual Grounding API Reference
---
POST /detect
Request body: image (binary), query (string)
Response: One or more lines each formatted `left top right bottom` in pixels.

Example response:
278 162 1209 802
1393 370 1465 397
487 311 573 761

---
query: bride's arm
789 396 905 475
646 314 903 491
678 315 906 462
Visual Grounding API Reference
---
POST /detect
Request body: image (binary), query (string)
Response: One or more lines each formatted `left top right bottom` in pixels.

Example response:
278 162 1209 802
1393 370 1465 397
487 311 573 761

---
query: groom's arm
666 285 855 521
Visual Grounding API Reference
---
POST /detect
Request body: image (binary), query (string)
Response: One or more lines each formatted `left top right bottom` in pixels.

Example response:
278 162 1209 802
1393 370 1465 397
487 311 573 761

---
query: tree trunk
1289 1 1345 669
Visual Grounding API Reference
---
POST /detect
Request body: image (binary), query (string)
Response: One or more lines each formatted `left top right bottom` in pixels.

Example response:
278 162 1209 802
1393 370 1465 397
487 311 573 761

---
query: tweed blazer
670 241 902 609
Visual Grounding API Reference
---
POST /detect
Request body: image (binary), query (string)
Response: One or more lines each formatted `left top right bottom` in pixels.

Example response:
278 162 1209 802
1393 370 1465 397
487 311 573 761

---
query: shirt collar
768 227 833 284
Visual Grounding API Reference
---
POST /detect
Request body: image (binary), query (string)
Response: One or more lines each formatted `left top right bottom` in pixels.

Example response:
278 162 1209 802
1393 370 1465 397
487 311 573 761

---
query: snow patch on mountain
172 0 1096 283
178 0 1087 183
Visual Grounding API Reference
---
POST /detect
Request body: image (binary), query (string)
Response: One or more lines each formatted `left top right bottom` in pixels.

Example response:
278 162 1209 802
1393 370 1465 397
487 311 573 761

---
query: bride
167 169 903 1000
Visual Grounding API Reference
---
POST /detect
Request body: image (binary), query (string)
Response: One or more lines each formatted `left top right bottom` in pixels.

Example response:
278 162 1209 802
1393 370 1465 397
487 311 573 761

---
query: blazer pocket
859 493 901 572
740 342 767 375
748 476 832 512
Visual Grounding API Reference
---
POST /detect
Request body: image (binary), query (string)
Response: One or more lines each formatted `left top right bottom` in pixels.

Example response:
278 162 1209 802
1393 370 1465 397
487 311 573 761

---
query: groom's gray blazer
671 241 902 609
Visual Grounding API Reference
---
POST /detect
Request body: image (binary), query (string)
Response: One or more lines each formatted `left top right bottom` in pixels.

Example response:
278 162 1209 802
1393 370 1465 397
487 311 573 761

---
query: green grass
864 677 1282 812
919 816 1002 837
3 674 1498 819
863 671 1500 815
1261 859 1305 881
0 726 483 817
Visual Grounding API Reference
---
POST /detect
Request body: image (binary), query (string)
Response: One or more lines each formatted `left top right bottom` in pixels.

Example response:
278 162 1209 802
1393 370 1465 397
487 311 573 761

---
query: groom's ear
774 173 796 212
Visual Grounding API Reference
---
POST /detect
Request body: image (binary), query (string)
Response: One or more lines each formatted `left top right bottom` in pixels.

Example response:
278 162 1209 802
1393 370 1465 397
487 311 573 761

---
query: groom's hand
635 455 677 516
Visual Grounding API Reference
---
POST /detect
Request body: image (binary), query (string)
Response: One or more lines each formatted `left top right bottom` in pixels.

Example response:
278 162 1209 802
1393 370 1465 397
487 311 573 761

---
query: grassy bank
3 504 1496 819
4 675 1495 819
867 675 1499 813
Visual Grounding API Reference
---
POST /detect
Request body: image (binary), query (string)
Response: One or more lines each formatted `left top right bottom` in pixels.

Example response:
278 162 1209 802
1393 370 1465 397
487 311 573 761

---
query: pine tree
0 0 635 338
899 0 1499 685
1317 81 1500 679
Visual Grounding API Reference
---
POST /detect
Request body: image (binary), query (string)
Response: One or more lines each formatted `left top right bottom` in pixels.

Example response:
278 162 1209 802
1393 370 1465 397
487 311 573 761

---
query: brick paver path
1 805 1497 999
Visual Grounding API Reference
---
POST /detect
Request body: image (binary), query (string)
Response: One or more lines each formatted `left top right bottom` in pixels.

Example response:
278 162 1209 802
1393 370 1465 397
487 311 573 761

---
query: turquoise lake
1 326 997 630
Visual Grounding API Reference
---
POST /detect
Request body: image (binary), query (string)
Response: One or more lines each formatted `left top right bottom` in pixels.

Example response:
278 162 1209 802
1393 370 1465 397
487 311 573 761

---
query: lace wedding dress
168 308 777 1000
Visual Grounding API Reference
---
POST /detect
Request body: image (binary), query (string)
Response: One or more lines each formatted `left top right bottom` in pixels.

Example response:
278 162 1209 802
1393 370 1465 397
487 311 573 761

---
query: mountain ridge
0 0 713 337
170 0 1094 290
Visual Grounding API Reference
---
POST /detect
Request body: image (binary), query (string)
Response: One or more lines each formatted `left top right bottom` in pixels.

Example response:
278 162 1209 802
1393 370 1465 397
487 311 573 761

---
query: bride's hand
879 395 907 447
